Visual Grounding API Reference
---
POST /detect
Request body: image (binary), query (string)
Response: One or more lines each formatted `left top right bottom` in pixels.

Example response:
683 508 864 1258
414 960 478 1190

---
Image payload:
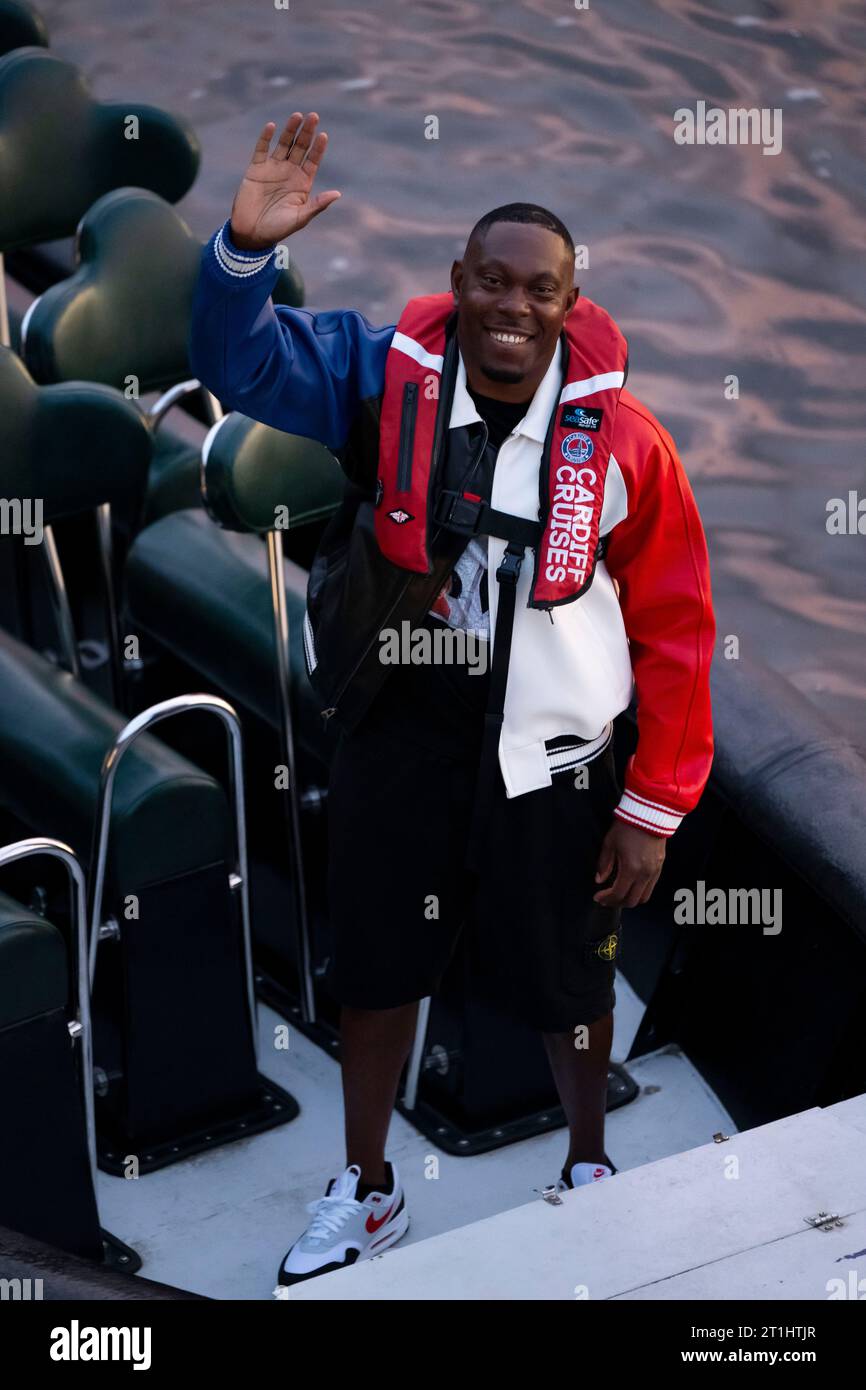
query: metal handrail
147 379 223 432
402 996 432 1112
0 838 96 1181
42 504 125 709
267 528 315 1024
42 523 82 680
86 694 259 1063
199 425 317 1025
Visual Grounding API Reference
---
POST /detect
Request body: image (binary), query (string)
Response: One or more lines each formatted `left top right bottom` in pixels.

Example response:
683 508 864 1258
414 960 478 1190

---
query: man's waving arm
188 113 394 453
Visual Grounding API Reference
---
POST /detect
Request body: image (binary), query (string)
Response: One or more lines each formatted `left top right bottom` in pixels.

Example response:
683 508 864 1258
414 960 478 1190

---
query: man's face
451 221 576 401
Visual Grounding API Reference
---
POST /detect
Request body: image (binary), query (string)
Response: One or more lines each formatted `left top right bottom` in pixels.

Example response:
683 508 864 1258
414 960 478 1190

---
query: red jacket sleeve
602 421 715 837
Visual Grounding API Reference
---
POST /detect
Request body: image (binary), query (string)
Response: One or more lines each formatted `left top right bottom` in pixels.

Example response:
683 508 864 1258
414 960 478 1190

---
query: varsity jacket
189 220 716 837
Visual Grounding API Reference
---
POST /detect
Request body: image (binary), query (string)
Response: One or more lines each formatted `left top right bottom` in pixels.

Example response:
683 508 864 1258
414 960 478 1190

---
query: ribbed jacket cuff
613 788 684 838
209 219 278 282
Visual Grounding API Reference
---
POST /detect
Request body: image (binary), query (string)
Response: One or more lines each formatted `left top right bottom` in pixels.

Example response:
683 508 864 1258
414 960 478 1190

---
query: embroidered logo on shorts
561 431 595 465
560 405 603 431
597 933 619 961
586 934 619 967
387 508 414 525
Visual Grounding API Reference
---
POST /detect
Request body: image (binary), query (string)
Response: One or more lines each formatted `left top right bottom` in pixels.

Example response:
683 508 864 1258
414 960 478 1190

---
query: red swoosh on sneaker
366 1201 396 1234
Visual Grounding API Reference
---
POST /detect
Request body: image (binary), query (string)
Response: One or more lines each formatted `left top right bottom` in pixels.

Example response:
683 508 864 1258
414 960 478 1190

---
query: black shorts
324 652 624 1032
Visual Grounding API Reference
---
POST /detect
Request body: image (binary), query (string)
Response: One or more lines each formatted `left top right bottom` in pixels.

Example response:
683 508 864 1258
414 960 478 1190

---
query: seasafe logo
49 1320 152 1371
544 462 598 587
560 405 603 431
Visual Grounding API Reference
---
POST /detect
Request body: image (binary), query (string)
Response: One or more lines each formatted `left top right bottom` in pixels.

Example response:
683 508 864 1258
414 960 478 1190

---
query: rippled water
43 0 866 747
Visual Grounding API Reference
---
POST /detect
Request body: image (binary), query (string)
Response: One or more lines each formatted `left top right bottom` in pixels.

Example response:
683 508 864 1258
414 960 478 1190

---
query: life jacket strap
433 487 610 872
433 488 543 550
465 539 527 873
434 487 610 563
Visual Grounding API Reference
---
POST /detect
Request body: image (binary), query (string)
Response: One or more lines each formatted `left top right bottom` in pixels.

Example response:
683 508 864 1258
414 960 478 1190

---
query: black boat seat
21 187 303 388
0 346 151 532
125 508 327 762
0 884 106 1261
0 890 66 1028
0 626 231 895
0 50 198 254
0 2 49 58
19 187 306 526
145 429 203 525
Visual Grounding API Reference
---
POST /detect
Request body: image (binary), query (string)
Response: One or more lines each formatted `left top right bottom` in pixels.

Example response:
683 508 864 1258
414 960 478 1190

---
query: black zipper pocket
397 381 418 492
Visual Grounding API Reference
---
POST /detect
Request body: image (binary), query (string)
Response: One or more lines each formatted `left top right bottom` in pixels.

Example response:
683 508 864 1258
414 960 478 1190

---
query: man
189 112 715 1287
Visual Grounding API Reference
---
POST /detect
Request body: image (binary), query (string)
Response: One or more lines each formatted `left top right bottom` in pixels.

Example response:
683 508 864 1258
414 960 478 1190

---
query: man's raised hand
229 112 341 252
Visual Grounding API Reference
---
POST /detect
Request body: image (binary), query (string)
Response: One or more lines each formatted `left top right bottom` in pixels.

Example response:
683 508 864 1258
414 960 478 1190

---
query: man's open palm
229 112 341 251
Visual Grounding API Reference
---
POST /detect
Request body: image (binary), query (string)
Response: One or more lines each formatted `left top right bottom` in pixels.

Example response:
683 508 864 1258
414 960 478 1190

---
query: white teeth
489 330 530 344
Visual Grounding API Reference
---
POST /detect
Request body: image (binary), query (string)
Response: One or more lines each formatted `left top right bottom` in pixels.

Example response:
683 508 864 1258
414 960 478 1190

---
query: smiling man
189 113 716 1287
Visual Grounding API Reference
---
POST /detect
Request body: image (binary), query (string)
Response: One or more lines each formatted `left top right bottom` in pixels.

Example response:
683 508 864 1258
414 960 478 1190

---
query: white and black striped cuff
614 789 683 838
211 220 277 279
547 722 613 776
302 609 318 674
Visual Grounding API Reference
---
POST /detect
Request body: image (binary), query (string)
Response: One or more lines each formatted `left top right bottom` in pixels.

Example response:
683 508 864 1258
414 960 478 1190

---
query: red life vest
374 292 628 608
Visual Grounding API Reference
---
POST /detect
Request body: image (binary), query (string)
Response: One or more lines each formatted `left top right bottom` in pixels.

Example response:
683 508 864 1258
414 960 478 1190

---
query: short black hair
467 202 575 259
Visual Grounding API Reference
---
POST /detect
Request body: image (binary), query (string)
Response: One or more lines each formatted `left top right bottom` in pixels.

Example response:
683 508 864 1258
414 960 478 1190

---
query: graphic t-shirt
427 387 532 636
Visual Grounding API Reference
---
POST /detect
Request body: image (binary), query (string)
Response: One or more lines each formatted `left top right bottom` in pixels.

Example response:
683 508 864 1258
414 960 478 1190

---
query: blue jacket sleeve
188 220 396 453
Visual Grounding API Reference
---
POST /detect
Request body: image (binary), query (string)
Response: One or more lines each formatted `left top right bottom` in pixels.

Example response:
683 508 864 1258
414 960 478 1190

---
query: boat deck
94 976 742 1300
290 1093 866 1302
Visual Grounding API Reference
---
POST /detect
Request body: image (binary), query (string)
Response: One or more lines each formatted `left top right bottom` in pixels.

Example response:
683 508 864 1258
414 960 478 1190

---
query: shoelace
304 1191 365 1241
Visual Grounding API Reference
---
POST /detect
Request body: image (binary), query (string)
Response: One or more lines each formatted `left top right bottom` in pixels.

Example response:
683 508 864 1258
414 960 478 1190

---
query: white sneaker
276 1161 409 1288
556 1160 614 1194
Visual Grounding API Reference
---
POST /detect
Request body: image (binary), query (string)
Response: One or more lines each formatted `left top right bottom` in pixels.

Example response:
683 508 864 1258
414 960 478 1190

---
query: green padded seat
0 627 231 896
0 346 151 530
21 187 303 388
0 2 50 57
0 883 103 1263
200 415 344 535
0 52 199 253
18 186 307 527
145 429 203 525
0 891 67 1028
125 508 327 762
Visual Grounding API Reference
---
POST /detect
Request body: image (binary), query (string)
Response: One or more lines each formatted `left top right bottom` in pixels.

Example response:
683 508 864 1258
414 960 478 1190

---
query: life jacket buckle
434 488 483 533
496 542 525 586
